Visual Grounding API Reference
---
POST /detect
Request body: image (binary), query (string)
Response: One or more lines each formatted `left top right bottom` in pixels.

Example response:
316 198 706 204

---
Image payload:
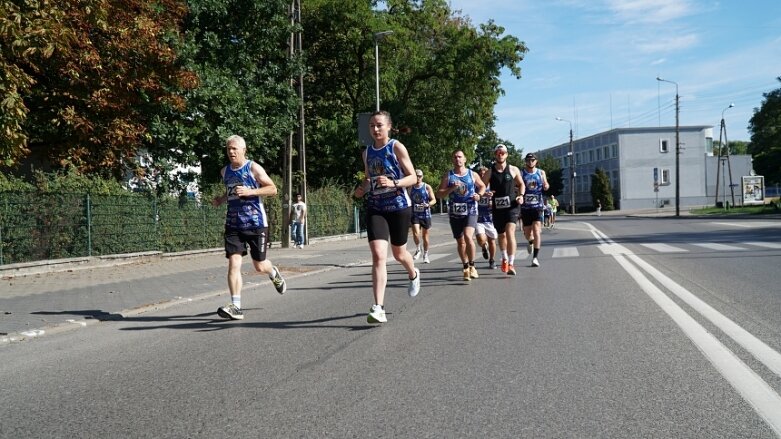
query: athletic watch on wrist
393 178 399 187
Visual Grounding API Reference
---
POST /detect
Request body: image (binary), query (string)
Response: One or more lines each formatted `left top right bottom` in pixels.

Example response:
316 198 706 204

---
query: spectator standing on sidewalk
596 199 602 216
409 169 436 264
353 111 421 324
212 135 287 320
290 193 307 248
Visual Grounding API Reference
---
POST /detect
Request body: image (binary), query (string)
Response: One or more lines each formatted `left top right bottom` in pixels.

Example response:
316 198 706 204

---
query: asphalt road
1 214 780 438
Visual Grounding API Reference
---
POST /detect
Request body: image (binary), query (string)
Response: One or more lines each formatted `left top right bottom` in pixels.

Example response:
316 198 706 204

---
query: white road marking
746 241 781 249
692 243 747 251
552 247 579 258
587 222 781 434
640 243 688 253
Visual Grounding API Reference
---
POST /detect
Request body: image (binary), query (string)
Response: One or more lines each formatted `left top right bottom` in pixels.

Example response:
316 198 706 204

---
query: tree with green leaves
301 0 527 186
590 167 614 211
748 77 781 185
151 0 300 189
1 0 195 177
537 154 562 196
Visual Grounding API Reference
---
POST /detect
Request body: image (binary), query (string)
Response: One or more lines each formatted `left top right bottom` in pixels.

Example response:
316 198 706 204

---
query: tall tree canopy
151 0 300 186
1 0 195 176
748 77 781 185
301 0 528 186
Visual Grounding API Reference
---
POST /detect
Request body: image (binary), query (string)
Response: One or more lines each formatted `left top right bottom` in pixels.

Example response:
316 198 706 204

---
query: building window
611 143 618 158
660 139 669 153
706 137 713 155
575 152 581 164
603 146 610 159
661 168 671 185
596 149 602 161
589 150 594 162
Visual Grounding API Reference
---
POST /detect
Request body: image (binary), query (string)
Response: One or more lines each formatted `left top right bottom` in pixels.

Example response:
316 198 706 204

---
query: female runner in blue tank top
353 111 421 324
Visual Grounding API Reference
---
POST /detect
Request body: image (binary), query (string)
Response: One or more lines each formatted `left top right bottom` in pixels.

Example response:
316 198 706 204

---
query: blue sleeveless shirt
447 169 477 218
521 168 545 209
477 185 493 223
365 140 411 212
223 161 267 230
409 184 432 219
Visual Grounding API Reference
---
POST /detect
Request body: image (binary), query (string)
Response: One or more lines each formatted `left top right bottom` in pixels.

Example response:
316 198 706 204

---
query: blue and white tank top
447 169 477 217
521 168 545 209
224 160 267 230
477 185 492 223
409 184 432 219
365 140 412 212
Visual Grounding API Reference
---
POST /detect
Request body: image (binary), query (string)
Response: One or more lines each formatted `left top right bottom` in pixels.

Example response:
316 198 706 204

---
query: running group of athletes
212 111 551 324
355 111 551 324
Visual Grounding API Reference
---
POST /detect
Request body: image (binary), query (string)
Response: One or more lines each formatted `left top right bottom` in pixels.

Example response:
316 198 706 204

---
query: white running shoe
531 257 540 267
367 304 387 324
423 253 430 264
270 266 286 294
413 247 421 260
217 304 244 320
408 268 421 297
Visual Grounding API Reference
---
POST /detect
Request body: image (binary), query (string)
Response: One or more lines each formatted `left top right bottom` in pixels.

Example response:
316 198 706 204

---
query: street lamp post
656 77 680 216
555 117 575 214
374 31 393 112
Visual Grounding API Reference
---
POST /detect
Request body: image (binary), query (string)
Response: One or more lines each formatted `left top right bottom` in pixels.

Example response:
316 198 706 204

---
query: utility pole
714 103 734 207
282 0 305 248
294 0 307 245
657 77 680 216
556 117 575 214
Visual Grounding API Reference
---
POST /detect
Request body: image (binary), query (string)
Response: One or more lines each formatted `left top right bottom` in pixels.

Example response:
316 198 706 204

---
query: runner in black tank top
481 144 525 275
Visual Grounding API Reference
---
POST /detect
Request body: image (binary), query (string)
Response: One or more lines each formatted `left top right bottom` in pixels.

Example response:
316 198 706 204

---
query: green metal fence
0 191 359 265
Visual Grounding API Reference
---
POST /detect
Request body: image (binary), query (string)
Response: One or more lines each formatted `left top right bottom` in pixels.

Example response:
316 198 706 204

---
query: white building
536 126 753 211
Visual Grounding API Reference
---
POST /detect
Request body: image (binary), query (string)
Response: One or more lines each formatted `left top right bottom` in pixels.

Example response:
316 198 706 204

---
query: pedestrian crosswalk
355 240 780 266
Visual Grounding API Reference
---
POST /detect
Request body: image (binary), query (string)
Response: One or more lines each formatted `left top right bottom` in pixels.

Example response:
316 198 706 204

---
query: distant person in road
290 193 307 248
543 198 552 228
353 111 420 324
212 134 287 320
548 194 559 226
481 144 525 275
520 153 549 268
437 150 486 281
476 166 498 269
409 169 436 264
596 199 602 216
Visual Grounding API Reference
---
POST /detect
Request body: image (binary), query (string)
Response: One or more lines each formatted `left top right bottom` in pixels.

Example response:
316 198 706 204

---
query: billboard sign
742 175 765 205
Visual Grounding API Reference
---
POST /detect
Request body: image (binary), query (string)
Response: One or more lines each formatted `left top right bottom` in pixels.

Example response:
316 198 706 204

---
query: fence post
86 193 92 257
354 205 359 234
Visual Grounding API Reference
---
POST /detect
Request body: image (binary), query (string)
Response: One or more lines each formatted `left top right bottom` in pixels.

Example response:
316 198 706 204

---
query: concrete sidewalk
0 223 459 345
0 233 377 344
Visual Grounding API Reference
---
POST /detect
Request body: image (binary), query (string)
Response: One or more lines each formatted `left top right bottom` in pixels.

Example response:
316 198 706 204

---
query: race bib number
478 196 491 207
524 194 541 205
451 202 468 216
494 196 511 209
414 203 427 213
370 176 394 195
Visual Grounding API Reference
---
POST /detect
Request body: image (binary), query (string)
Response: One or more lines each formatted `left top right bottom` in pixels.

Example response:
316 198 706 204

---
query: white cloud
605 0 695 24
634 33 700 53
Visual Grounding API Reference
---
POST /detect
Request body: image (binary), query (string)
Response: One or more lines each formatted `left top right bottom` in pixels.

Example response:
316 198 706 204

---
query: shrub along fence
0 191 360 265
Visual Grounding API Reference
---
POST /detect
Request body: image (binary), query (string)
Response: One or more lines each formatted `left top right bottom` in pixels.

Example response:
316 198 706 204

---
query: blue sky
447 0 781 151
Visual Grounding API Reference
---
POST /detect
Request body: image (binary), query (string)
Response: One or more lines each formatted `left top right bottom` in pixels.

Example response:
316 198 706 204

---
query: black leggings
366 207 412 246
